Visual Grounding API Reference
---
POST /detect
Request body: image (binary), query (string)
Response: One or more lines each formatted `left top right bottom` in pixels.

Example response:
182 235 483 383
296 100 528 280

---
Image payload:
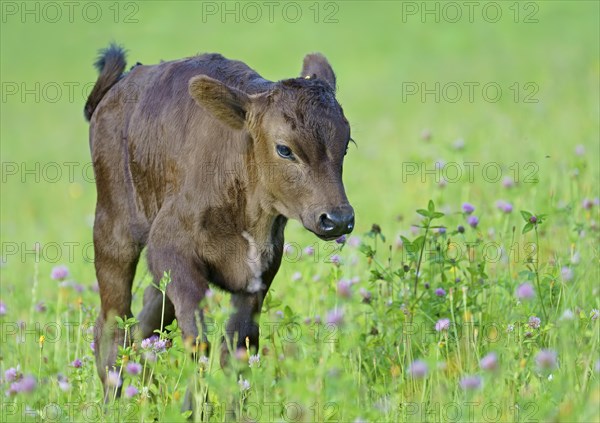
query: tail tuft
84 43 127 121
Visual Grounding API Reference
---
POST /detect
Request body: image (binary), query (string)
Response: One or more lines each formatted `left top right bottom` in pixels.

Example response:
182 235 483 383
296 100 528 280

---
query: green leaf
284 305 294 319
370 269 385 281
520 210 533 222
400 236 412 248
522 222 534 234
402 236 421 254
359 244 375 258
263 291 282 311
159 271 172 291
416 209 430 218
413 235 426 251
165 320 179 332
428 200 435 213
432 211 445 219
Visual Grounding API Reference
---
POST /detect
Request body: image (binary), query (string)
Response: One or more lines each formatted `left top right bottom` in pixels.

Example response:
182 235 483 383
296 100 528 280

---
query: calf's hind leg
93 210 141 394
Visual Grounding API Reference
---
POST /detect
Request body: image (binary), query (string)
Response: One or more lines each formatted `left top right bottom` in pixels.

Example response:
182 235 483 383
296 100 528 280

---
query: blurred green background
1 0 598 302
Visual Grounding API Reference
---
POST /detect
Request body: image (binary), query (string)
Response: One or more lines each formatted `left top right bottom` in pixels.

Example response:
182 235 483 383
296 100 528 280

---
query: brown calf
85 44 354 393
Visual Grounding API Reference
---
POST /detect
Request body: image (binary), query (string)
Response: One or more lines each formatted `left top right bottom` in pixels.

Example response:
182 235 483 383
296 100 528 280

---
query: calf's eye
276 144 293 159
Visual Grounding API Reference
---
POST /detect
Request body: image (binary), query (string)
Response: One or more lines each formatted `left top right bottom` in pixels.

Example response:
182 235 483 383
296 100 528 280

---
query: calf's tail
84 43 127 121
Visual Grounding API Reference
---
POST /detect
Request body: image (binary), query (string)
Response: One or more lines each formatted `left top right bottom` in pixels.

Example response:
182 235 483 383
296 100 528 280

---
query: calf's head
189 54 354 240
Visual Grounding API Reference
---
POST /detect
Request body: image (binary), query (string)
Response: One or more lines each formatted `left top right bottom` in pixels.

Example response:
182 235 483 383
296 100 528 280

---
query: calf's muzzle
317 205 355 239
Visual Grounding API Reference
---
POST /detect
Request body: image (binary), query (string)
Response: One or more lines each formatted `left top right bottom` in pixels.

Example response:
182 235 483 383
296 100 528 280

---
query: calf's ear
189 75 250 130
300 53 336 90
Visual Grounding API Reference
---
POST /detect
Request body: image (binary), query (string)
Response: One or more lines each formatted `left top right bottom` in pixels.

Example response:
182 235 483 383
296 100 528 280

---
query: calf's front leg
221 290 268 366
146 246 210 349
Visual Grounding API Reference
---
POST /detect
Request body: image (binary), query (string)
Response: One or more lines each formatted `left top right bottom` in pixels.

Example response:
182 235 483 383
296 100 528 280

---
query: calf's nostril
319 213 336 231
346 216 355 231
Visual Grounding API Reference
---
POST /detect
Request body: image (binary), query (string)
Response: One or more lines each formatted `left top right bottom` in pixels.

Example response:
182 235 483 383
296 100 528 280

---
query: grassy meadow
1 1 599 421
